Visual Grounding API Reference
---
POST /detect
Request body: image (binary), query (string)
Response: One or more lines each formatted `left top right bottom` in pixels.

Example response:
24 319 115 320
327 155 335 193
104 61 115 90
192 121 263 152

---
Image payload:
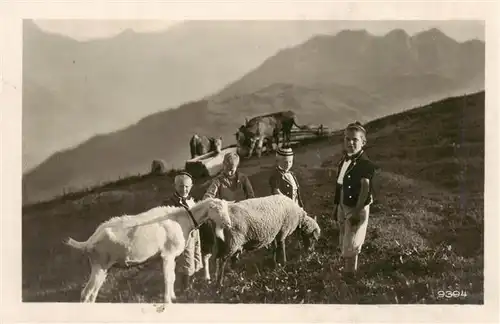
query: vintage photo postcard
1 1 499 323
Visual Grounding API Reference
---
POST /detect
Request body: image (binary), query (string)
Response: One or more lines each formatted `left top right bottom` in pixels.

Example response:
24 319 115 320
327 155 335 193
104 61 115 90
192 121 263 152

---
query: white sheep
211 194 321 287
64 198 232 304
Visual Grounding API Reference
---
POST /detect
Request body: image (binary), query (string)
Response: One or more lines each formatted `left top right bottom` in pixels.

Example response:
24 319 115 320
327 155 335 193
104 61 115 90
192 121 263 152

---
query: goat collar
180 204 202 230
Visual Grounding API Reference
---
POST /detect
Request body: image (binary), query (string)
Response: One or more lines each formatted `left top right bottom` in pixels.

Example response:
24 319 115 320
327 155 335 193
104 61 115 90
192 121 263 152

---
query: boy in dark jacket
269 146 304 207
333 121 378 280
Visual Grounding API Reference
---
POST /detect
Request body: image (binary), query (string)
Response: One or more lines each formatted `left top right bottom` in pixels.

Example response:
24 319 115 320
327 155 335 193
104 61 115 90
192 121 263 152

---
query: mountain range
23 20 349 173
23 25 485 204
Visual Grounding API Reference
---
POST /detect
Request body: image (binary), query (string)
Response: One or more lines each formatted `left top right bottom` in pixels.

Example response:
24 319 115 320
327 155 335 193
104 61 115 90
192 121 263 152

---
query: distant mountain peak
384 28 409 40
335 28 373 39
412 27 454 43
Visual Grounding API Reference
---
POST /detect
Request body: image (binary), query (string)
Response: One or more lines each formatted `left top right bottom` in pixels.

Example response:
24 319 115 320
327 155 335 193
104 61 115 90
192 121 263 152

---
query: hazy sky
33 19 484 42
34 20 182 41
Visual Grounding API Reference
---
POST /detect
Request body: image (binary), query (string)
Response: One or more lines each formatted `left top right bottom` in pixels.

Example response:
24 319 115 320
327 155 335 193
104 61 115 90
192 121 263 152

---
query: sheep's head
299 214 321 252
206 198 233 241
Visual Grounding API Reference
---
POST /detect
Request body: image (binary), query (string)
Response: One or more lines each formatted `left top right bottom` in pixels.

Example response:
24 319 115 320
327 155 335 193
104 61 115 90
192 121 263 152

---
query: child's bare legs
340 204 370 279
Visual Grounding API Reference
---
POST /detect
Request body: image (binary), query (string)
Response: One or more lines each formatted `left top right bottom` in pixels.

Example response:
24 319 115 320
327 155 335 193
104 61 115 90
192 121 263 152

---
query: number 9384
437 290 467 298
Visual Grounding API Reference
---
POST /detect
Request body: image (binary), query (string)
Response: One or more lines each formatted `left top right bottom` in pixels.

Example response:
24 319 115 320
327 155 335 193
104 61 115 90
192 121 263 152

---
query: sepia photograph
20 18 486 305
1 1 498 323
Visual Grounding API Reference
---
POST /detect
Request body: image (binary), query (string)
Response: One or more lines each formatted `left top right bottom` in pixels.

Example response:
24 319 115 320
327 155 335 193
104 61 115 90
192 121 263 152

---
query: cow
189 135 222 159
235 111 308 158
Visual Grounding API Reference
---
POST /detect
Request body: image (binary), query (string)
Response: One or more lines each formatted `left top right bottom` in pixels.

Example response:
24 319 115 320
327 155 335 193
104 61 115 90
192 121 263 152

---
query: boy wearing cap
269 146 304 208
166 172 202 293
333 121 378 280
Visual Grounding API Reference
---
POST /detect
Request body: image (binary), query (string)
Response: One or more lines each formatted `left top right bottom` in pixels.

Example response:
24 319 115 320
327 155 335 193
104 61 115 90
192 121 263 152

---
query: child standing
333 121 378 281
269 146 304 208
166 172 202 293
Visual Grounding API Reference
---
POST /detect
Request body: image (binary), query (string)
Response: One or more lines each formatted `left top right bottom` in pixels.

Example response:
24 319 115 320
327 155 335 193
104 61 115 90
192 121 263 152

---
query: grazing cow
189 135 223 159
235 111 308 158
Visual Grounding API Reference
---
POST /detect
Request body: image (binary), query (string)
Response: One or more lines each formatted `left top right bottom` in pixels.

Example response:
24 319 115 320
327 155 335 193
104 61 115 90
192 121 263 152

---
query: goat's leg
79 256 94 302
214 257 220 283
216 256 230 288
202 253 212 281
81 263 102 302
161 255 176 303
169 271 177 302
88 267 109 303
80 276 95 302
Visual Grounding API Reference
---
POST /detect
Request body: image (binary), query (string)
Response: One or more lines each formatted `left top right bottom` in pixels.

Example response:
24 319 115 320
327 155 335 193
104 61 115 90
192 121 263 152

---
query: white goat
209 194 321 287
64 198 232 304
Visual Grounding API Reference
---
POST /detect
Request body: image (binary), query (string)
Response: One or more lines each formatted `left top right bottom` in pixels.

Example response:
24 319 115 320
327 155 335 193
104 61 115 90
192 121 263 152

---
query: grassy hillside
22 92 484 304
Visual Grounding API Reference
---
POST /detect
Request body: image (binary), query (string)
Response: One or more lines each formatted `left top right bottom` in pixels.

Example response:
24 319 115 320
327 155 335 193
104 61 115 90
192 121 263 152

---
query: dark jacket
269 167 304 208
203 171 255 202
333 150 378 208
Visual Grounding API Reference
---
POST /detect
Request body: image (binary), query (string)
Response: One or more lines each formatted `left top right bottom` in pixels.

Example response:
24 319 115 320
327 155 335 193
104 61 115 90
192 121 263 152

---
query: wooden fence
270 124 333 146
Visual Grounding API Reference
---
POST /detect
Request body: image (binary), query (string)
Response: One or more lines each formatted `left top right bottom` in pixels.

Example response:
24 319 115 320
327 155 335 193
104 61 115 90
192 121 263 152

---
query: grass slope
22 92 484 304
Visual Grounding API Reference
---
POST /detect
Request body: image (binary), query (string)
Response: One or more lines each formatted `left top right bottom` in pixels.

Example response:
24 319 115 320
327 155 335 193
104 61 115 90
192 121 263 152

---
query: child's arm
349 179 370 226
349 161 375 225
242 174 256 199
203 178 220 200
355 179 371 211
293 172 305 208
